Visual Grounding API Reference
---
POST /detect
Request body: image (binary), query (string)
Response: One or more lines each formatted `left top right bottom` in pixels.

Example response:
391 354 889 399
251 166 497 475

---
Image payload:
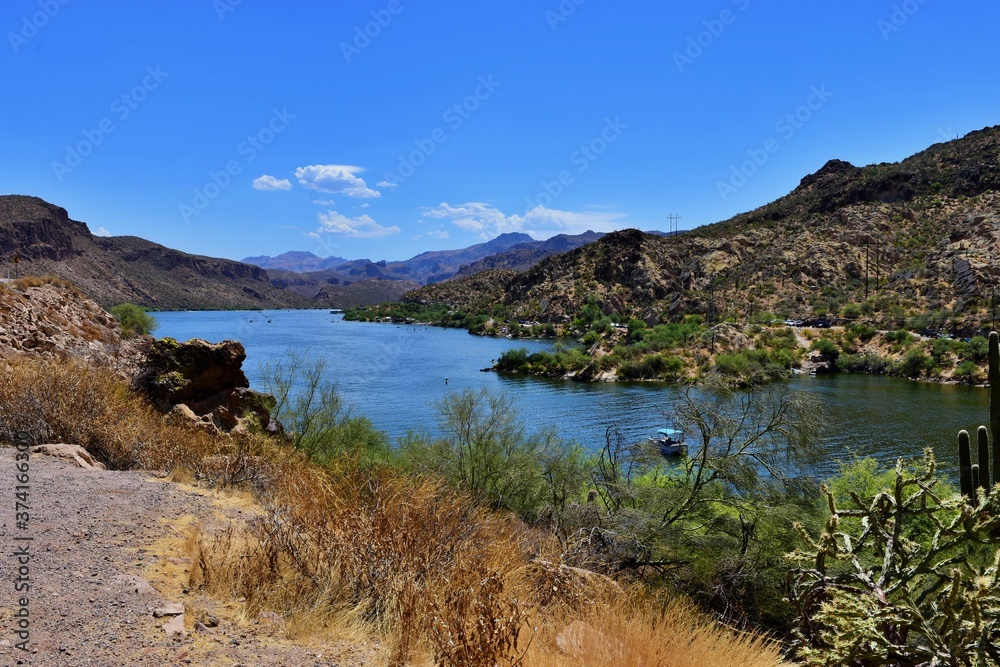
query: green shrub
496 347 529 372
109 303 157 336
836 353 891 374
966 335 989 360
845 323 877 342
840 303 862 319
883 329 914 346
714 353 750 376
900 347 931 377
810 338 839 358
259 352 390 466
955 359 982 383
400 388 587 520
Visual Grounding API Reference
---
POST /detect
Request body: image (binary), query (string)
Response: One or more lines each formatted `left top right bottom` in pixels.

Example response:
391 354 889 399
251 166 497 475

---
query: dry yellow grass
522 595 789 667
11 274 80 293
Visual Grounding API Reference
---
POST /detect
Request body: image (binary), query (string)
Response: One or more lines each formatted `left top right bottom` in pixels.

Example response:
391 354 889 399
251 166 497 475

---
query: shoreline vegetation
344 299 995 387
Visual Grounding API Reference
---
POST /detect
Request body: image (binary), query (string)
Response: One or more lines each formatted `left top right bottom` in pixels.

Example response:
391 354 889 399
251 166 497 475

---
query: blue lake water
154 309 988 479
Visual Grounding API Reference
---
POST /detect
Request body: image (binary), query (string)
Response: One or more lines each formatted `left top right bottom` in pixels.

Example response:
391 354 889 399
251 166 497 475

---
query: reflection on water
154 309 988 480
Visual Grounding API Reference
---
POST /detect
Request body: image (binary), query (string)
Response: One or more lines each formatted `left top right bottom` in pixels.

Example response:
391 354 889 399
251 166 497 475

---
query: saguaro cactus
958 332 1000 501
979 426 991 492
991 332 1000 485
959 429 973 499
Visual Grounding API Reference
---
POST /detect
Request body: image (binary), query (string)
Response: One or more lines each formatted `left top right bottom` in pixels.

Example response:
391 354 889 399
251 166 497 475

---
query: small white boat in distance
649 428 688 457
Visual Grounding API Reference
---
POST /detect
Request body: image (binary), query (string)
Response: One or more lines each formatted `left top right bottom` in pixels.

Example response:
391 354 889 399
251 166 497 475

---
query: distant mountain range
240 231 608 304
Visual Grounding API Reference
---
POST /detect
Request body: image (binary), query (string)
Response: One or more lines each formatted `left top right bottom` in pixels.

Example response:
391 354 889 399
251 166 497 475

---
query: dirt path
0 447 375 667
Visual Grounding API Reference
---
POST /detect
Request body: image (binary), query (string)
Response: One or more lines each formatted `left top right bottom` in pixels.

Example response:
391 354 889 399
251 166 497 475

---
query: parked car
919 329 938 338
814 320 831 328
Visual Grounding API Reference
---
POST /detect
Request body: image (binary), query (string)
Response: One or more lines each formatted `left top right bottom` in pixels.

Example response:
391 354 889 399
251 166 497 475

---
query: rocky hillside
0 196 308 310
408 126 1000 332
453 231 606 278
0 278 133 362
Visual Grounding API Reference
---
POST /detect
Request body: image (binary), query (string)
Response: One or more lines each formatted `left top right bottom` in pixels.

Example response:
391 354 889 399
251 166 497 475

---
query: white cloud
295 164 380 198
423 202 628 239
376 180 399 189
311 210 400 239
252 175 292 191
94 226 112 237
312 199 337 206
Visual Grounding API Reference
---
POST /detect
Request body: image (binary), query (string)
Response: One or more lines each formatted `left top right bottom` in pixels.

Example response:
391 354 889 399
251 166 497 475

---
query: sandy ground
0 447 377 667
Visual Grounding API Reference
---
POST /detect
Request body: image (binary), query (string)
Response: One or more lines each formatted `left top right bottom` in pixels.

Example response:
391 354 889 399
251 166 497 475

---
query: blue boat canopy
657 428 682 436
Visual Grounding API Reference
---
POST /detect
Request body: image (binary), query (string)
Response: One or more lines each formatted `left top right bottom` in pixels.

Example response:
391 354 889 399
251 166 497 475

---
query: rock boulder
138 338 278 433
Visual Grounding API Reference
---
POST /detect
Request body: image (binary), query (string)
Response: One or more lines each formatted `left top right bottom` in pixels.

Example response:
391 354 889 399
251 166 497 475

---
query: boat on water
649 428 688 457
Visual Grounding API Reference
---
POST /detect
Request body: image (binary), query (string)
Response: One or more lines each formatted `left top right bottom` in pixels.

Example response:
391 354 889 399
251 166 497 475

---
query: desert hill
407 126 1000 331
0 196 308 310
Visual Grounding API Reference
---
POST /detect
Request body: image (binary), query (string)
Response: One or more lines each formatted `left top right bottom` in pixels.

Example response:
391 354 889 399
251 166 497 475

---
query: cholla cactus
787 449 1000 666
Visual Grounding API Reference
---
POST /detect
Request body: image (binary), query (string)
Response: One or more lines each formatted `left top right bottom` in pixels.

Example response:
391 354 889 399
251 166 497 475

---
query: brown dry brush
0 356 201 469
195 459 536 666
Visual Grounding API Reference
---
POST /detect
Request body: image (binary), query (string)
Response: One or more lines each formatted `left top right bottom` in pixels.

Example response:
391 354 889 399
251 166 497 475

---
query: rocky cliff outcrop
137 337 278 434
0 279 136 364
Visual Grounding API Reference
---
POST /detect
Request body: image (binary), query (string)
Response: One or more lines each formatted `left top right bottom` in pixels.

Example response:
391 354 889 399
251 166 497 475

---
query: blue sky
2 1 999 262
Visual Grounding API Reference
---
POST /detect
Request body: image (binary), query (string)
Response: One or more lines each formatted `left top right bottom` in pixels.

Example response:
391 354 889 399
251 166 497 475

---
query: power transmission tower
666 214 681 237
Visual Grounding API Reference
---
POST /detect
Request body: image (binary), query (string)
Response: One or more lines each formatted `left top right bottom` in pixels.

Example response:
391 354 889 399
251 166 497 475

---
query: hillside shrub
955 359 982 383
899 347 931 377
836 353 891 374
109 302 157 336
0 356 211 471
966 335 989 360
883 329 914 346
810 338 839 358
